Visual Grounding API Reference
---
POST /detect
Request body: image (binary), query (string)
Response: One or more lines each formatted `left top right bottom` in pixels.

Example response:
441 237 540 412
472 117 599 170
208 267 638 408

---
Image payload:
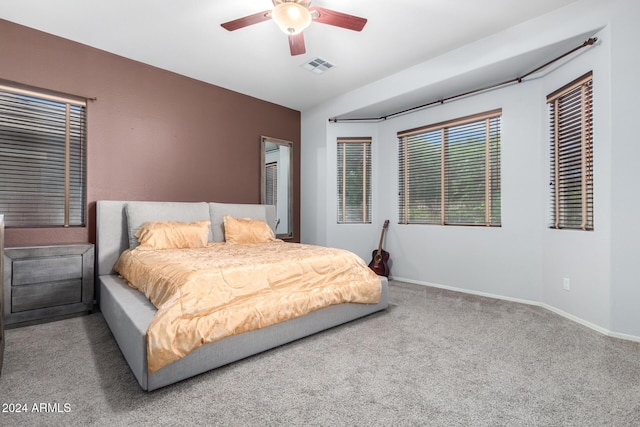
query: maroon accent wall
0 19 301 247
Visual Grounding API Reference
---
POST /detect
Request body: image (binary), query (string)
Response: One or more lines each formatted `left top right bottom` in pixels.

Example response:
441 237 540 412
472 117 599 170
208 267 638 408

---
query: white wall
378 81 546 302
539 24 612 332
301 107 328 246
609 0 640 339
326 123 379 260
300 0 640 339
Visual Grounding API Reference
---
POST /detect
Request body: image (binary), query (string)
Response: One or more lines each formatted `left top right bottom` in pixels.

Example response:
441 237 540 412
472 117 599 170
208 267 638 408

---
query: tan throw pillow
135 220 211 250
223 215 276 244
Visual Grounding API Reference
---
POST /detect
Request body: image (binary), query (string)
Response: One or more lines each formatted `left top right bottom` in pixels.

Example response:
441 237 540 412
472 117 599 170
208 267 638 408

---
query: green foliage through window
398 110 501 226
337 137 372 224
548 72 593 231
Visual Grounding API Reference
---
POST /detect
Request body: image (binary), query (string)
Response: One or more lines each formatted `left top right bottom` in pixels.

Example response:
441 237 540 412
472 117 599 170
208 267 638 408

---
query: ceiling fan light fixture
271 2 312 35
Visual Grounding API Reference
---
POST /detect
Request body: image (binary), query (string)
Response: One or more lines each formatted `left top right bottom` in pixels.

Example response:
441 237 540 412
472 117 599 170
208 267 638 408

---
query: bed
96 200 389 391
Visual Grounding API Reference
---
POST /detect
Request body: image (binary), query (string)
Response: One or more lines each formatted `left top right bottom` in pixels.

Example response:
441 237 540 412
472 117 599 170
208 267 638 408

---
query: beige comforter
114 242 381 373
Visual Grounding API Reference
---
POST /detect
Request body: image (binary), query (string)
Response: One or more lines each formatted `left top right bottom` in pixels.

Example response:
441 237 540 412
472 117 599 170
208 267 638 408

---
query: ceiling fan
221 0 367 56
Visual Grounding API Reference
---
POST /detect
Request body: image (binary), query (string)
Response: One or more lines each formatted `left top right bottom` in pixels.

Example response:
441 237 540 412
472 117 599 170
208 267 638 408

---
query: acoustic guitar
369 220 390 277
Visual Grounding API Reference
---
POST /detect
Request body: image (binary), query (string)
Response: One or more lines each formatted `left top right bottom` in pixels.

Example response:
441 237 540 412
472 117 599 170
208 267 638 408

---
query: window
547 72 593 231
337 137 371 224
265 162 278 206
398 110 501 226
0 84 87 227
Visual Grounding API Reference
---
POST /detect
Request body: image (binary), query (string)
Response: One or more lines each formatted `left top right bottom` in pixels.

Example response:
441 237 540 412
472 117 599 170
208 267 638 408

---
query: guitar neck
376 232 384 255
376 220 389 256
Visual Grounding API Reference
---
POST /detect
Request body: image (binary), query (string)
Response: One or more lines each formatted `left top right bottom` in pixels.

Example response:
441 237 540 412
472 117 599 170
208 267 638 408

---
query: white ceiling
0 0 581 112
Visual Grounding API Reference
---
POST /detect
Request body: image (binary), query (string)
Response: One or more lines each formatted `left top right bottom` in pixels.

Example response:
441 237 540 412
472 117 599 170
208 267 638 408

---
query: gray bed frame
96 200 389 391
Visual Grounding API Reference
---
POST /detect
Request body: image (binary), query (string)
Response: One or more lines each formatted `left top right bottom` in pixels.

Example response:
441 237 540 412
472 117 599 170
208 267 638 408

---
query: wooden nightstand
3 243 94 327
0 216 4 373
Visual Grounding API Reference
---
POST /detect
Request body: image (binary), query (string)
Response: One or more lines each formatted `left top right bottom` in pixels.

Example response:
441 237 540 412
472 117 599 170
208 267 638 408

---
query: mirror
261 136 293 240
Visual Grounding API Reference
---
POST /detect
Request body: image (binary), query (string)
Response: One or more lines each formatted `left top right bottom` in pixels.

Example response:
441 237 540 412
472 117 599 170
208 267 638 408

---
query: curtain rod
328 37 598 124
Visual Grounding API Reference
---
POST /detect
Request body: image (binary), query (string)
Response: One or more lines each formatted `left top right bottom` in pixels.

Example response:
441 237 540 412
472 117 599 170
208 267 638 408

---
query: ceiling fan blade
309 7 367 31
221 10 271 31
288 33 306 56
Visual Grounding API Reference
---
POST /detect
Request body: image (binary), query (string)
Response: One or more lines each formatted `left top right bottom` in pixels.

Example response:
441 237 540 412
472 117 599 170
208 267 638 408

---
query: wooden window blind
265 162 278 207
0 85 87 227
398 110 501 226
547 72 593 231
337 137 372 224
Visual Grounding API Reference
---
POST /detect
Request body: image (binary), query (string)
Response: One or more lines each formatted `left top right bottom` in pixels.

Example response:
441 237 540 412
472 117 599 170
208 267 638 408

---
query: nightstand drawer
13 255 83 286
3 244 94 326
12 279 82 312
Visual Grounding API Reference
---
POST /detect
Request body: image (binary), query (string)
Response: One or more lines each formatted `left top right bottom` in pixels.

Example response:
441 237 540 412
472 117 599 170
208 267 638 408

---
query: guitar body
369 220 390 277
369 248 390 277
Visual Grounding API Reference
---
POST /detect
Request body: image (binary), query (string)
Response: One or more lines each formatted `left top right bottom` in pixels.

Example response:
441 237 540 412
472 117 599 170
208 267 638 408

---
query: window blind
548 72 593 230
265 162 278 207
337 137 372 224
398 110 501 226
0 86 87 227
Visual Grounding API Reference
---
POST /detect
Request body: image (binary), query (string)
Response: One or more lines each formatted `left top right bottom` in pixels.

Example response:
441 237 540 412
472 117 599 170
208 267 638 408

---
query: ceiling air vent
302 58 335 74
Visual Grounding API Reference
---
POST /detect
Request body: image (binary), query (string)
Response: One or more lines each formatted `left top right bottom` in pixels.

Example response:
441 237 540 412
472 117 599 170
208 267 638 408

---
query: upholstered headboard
96 201 276 276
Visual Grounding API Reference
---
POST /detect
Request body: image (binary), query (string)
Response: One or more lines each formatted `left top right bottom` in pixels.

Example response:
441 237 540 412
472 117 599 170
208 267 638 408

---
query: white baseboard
390 276 640 344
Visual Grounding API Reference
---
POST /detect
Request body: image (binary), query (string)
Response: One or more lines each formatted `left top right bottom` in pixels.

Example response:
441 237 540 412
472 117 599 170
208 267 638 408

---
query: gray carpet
1 281 639 426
